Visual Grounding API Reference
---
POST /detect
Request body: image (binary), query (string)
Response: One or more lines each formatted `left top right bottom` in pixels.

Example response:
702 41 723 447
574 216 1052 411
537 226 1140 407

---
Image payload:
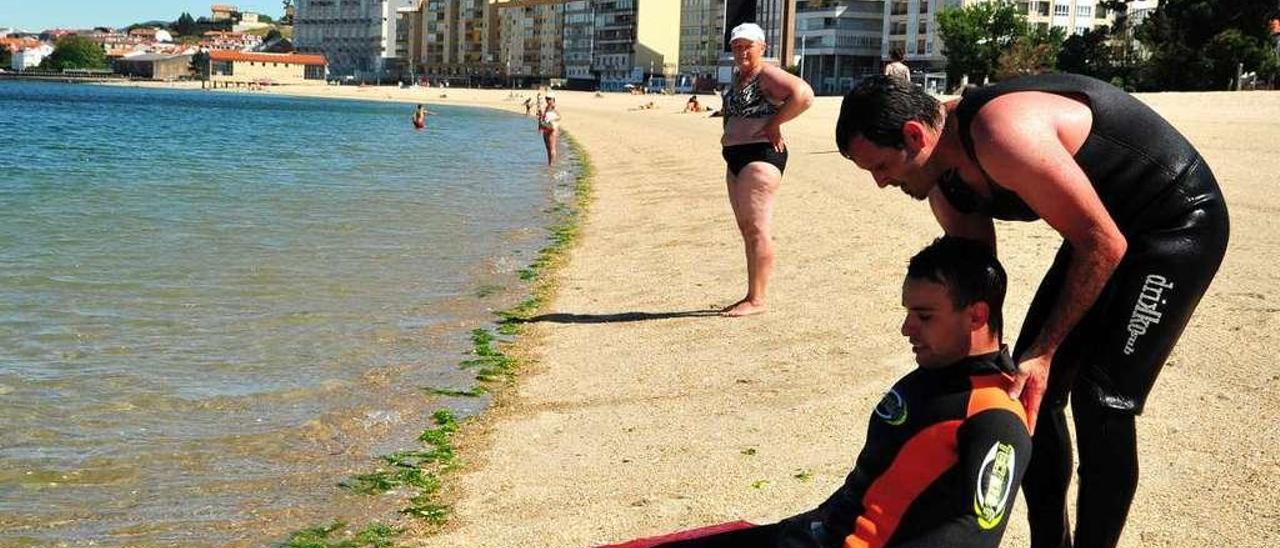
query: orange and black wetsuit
657 349 1031 548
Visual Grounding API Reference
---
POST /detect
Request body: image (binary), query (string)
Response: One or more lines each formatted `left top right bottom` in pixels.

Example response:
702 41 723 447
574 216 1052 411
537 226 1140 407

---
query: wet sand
129 81 1279 547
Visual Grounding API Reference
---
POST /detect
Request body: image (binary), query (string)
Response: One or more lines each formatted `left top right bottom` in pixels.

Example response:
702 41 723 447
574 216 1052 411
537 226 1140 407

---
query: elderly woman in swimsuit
719 22 814 317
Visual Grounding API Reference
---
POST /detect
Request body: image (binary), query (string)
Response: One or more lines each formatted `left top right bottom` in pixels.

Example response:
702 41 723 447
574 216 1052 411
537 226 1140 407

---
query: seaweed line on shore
279 131 595 548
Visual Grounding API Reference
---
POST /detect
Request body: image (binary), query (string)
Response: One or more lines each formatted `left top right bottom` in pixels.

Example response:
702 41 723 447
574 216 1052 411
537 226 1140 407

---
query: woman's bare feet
721 298 767 317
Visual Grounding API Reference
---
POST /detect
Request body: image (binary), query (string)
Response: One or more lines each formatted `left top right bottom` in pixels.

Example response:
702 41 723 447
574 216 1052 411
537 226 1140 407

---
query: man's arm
928 187 997 251
969 99 1127 428
956 410 1032 545
758 65 815 152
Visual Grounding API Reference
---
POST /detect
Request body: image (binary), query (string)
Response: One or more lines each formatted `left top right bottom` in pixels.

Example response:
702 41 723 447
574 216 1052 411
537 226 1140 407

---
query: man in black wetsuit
651 236 1031 548
834 74 1230 547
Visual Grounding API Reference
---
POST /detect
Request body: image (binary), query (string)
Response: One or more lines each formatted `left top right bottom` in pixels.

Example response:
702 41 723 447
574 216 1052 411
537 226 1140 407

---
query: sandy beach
133 81 1278 546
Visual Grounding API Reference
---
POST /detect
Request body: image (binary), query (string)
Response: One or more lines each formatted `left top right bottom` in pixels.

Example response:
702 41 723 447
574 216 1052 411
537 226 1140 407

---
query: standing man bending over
835 74 1229 547
656 237 1031 548
718 22 813 317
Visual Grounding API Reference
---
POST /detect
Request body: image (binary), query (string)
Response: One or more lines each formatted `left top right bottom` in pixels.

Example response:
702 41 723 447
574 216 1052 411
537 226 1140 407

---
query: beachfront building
10 44 54 71
412 0 503 85
562 0 594 87
113 53 195 80
1 37 44 68
796 0 882 95
294 0 416 81
495 0 567 85
202 50 327 85
590 0 681 92
1019 0 1112 36
678 0 726 92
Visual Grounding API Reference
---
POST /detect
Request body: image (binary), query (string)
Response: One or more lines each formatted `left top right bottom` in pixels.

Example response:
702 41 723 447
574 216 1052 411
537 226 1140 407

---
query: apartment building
294 0 415 80
1020 0 1112 35
413 0 502 83
562 0 594 85
795 0 883 95
495 0 566 82
552 0 685 90
678 0 726 88
881 0 947 74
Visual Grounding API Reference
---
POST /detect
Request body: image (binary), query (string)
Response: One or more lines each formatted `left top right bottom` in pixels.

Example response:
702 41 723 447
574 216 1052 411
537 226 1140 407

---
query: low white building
12 44 54 71
233 12 272 33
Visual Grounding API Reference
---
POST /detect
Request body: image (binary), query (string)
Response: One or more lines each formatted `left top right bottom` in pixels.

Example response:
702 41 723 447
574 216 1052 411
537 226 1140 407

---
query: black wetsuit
944 73 1230 548
658 349 1032 548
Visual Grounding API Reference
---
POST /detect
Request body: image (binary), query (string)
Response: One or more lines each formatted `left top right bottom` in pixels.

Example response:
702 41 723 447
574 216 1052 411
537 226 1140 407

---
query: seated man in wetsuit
657 236 1031 548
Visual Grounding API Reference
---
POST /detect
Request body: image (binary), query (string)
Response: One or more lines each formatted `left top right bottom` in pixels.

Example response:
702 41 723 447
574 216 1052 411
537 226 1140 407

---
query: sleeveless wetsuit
658 349 1032 548
721 74 787 176
948 73 1229 413
948 73 1230 548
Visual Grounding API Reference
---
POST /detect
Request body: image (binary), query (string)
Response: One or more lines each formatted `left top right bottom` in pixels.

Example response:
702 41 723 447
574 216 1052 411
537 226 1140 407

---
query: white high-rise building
294 0 416 80
1020 0 1113 36
795 0 883 95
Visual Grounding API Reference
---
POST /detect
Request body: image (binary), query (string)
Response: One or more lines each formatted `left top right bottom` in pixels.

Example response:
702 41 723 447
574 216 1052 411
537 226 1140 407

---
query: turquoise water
0 81 575 543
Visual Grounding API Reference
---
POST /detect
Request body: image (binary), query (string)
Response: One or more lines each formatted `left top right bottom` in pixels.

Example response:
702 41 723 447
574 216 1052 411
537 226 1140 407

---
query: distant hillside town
2 1 1277 93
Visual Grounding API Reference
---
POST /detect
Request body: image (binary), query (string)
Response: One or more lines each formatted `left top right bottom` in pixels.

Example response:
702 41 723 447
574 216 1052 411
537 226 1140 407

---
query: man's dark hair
907 236 1006 337
889 47 905 62
835 75 941 152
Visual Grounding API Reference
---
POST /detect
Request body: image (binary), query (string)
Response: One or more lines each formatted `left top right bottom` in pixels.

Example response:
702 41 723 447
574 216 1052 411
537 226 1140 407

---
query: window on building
1077 5 1092 17
1054 4 1069 16
1037 2 1050 16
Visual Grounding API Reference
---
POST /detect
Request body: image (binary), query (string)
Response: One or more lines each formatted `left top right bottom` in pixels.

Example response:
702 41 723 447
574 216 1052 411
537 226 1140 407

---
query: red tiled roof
0 38 41 51
208 50 326 66
212 4 238 11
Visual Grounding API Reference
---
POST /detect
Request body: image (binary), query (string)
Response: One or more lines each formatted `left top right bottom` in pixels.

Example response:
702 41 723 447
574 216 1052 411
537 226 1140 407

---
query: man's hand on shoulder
1010 353 1052 431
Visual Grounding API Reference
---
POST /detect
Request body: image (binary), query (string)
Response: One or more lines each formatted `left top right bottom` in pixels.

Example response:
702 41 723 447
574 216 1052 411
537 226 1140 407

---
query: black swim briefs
722 142 787 177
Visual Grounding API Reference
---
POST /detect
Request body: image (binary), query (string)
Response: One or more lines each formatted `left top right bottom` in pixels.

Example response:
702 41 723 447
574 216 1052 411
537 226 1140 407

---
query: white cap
729 22 766 44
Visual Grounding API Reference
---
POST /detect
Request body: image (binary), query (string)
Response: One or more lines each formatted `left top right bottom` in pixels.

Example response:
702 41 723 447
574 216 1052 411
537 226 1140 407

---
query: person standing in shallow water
537 94 560 165
718 22 814 317
412 104 426 130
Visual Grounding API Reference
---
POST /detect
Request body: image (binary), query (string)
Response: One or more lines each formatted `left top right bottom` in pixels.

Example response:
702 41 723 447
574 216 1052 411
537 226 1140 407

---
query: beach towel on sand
597 521 756 547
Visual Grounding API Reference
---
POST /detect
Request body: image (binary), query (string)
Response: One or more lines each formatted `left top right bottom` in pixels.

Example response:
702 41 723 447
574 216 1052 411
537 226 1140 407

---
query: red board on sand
597 521 757 547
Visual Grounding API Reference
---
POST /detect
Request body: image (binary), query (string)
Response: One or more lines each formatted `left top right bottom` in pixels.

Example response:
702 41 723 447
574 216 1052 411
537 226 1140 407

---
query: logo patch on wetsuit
1124 274 1175 355
874 389 908 425
974 441 1016 529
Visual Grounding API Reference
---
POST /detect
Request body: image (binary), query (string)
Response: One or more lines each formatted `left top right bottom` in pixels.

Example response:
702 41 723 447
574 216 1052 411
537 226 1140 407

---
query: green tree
1135 0 1279 90
996 29 1063 81
1058 27 1115 80
190 50 210 79
39 35 108 71
0 47 11 69
173 12 198 37
936 0 1030 88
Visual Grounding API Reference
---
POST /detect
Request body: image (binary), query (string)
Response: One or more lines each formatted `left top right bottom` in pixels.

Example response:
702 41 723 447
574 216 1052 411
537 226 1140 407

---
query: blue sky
1 1 285 32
